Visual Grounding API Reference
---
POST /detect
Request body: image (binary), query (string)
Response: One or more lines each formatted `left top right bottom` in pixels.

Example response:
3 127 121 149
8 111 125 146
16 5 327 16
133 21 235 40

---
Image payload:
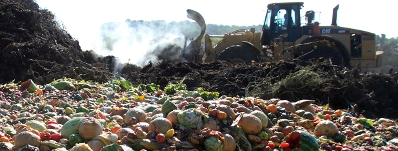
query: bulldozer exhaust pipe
332 4 339 26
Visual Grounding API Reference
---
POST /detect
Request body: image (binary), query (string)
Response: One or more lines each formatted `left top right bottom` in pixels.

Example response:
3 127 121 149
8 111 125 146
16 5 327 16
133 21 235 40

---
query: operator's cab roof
267 2 304 7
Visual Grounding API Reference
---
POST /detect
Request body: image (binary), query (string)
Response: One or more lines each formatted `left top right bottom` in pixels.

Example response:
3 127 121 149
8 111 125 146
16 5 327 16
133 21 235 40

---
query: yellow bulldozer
182 2 383 71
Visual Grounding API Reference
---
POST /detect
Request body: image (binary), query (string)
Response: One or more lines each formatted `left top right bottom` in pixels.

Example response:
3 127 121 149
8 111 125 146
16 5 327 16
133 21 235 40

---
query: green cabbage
177 108 206 129
204 137 223 151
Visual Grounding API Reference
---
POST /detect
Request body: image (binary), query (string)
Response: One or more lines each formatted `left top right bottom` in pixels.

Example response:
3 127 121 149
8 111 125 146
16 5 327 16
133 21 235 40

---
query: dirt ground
2 0 398 119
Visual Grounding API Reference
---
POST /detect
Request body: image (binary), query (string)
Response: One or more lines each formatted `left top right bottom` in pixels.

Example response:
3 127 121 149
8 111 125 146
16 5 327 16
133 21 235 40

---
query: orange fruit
334 109 343 116
0 136 9 142
35 89 43 95
267 104 278 114
111 125 121 134
216 111 228 120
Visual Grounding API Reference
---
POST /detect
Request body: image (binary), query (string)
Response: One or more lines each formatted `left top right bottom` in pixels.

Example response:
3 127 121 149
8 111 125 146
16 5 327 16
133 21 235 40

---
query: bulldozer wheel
297 43 349 67
218 44 260 64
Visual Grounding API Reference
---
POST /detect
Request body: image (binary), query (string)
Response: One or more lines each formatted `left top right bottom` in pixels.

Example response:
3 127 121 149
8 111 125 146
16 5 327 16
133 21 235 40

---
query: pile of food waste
0 78 396 151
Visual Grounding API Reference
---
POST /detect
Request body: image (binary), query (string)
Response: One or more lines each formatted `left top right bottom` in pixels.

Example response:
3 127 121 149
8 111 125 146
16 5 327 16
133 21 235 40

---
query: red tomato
280 142 290 148
50 133 62 142
268 141 275 149
325 114 332 120
40 132 51 141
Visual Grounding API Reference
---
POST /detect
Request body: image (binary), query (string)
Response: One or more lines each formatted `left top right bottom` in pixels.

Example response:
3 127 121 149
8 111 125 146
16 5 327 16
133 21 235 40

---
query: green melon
60 117 83 138
161 100 177 117
250 110 269 129
302 112 314 120
332 131 346 143
144 105 158 112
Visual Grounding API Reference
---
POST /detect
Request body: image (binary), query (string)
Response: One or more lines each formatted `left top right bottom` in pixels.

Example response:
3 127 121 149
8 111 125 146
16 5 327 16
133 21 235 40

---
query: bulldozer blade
183 9 206 62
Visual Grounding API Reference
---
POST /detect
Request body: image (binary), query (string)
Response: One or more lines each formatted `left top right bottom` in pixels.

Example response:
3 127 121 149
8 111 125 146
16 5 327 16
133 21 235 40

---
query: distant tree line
376 35 398 51
127 20 262 38
100 20 262 47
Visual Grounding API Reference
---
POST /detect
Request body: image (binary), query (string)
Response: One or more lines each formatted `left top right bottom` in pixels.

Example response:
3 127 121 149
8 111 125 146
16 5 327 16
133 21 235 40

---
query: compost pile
3 0 398 151
0 0 113 85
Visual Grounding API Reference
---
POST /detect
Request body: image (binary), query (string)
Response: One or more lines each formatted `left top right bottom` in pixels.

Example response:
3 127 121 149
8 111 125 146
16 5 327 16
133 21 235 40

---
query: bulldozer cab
261 2 303 45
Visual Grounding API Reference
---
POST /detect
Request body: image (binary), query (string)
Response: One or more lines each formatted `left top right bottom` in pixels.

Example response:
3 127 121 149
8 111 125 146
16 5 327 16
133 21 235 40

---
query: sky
34 0 395 66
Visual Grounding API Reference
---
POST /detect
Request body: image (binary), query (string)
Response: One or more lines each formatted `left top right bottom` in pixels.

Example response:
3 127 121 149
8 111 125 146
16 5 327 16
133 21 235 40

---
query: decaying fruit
14 131 41 148
148 118 173 134
222 134 236 151
216 105 237 120
25 120 46 132
250 110 269 129
110 107 128 116
69 143 93 151
276 100 296 113
166 109 182 127
78 117 103 140
237 113 262 135
314 119 339 137
116 128 134 139
203 117 220 131
124 108 147 124
293 100 315 109
87 139 105 151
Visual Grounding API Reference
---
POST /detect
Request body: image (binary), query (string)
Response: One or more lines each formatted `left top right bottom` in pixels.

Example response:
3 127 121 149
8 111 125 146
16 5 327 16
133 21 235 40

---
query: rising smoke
94 20 186 68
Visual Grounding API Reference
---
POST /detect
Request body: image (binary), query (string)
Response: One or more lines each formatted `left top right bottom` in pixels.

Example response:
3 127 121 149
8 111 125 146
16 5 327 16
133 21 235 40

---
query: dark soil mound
121 59 398 119
0 0 113 84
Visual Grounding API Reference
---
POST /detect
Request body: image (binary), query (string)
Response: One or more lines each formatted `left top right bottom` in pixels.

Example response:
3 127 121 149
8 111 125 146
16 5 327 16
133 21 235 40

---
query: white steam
92 21 186 67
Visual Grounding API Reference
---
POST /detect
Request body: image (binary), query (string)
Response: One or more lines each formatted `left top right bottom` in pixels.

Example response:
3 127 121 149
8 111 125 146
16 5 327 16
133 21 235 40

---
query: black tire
296 43 350 67
218 43 261 64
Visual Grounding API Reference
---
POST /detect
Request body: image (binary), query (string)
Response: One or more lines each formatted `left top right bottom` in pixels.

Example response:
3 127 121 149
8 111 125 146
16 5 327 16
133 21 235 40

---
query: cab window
275 9 287 30
263 9 272 30
291 9 296 27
